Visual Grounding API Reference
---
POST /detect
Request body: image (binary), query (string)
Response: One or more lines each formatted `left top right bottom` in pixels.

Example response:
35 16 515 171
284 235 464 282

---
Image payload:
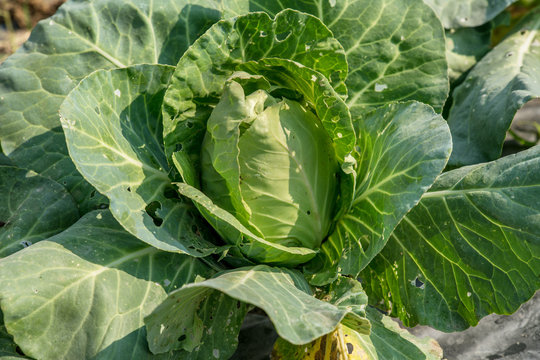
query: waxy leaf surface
0 166 78 258
0 210 212 360
306 102 451 284
162 9 349 167
146 265 369 353
424 0 517 28
446 26 492 83
448 8 540 166
241 0 449 116
0 0 222 211
363 146 540 331
60 64 221 257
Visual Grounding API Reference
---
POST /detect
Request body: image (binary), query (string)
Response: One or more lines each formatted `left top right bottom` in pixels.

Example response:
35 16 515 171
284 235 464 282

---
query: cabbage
201 79 339 254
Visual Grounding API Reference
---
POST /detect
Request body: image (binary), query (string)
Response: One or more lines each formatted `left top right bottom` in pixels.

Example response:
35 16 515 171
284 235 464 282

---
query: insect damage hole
145 201 163 226
164 185 180 200
275 30 291 41
411 276 425 289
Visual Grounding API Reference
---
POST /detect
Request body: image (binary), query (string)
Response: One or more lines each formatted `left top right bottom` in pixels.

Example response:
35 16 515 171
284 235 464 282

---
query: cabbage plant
0 0 539 359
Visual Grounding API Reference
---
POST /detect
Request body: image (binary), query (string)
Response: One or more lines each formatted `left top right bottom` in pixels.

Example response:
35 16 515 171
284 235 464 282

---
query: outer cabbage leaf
0 310 27 359
362 145 540 331
174 182 317 266
446 26 492 84
0 210 213 360
60 64 222 257
145 265 369 355
272 308 442 360
447 7 540 166
162 9 349 167
424 0 516 28
234 0 449 116
305 102 451 285
0 0 222 212
145 286 248 359
0 166 79 258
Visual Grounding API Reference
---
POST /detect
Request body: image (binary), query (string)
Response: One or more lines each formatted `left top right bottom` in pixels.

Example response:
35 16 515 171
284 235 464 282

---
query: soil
0 0 65 61
410 292 540 360
1 0 64 29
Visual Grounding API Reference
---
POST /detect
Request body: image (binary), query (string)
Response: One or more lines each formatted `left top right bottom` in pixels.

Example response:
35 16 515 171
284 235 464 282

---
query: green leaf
241 0 449 116
350 308 443 360
362 145 540 331
0 166 79 258
446 26 492 84
424 0 517 28
447 8 540 166
306 102 451 285
0 153 12 166
0 210 212 360
325 277 370 334
162 9 348 168
0 0 222 211
146 265 369 354
0 311 27 359
175 182 317 266
238 59 355 163
272 308 442 360
145 286 248 359
60 64 221 257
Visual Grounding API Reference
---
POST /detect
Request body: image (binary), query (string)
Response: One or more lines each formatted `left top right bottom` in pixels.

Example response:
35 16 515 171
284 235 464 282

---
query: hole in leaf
521 30 527 35
413 277 424 288
0 221 5 228
275 30 291 41
330 71 342 85
145 201 163 226
127 187 131 192
306 210 311 215
20 240 32 248
175 143 183 151
178 334 186 342
346 343 354 354
90 190 96 198
16 347 25 356
164 185 180 200
186 122 193 128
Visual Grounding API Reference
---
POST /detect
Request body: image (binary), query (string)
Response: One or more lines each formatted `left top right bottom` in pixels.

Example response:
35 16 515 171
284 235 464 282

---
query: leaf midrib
422 184 540 199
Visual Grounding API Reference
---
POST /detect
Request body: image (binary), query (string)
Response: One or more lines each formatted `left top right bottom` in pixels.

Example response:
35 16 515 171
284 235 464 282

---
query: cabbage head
200 76 339 257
